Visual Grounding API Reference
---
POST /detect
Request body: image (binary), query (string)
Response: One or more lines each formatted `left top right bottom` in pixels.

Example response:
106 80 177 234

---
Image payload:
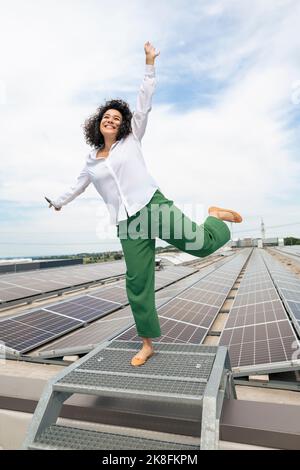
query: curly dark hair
82 99 132 149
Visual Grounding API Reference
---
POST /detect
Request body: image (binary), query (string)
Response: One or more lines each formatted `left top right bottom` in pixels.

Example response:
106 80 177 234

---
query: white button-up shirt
52 64 160 225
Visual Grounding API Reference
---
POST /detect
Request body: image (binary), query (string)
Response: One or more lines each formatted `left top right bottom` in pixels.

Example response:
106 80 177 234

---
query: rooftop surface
1 247 300 450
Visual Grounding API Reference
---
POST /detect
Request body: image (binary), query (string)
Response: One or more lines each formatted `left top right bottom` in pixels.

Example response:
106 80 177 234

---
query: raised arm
50 163 91 210
131 41 160 141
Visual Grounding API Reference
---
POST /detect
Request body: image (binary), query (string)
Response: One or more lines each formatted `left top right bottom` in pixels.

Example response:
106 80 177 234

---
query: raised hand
144 41 160 65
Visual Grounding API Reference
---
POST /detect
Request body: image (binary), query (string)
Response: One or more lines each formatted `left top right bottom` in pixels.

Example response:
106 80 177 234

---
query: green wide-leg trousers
117 189 231 338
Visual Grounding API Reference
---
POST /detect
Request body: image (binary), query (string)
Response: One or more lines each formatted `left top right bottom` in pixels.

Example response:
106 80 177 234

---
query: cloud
1 0 300 256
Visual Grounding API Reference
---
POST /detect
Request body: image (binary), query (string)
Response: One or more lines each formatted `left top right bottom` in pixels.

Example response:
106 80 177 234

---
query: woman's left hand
144 41 160 64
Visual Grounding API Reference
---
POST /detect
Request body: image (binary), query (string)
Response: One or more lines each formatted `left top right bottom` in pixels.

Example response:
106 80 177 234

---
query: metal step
29 424 199 450
53 341 215 408
23 340 235 450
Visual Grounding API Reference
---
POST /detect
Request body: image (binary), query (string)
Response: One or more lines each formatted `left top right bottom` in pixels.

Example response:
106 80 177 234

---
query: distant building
262 237 279 246
231 237 281 248
0 258 83 275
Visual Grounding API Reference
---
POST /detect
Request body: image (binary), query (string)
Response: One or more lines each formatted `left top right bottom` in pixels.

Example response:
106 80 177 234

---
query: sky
0 0 300 258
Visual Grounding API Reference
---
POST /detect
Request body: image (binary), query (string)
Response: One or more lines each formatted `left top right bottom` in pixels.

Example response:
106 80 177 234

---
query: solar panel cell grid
89 287 128 304
261 250 300 335
275 281 300 291
158 298 219 329
192 281 229 293
220 248 300 370
287 301 300 320
0 260 127 305
0 319 57 353
220 320 297 368
177 288 227 306
237 280 274 293
233 289 279 307
0 265 202 353
48 297 117 322
279 289 300 303
203 275 233 286
13 310 81 334
13 250 251 356
227 299 287 328
34 308 135 355
0 287 41 302
117 317 208 344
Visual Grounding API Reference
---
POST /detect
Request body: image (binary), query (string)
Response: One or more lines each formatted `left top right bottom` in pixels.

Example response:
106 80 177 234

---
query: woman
48 41 242 367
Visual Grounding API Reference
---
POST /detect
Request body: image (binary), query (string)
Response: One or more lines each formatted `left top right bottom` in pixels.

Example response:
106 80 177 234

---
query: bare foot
131 346 154 367
208 206 243 223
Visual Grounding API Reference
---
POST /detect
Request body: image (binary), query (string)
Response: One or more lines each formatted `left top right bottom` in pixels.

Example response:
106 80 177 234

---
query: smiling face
100 108 123 141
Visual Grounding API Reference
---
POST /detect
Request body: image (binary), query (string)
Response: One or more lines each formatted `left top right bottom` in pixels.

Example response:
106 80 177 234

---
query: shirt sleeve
131 64 156 141
51 164 91 208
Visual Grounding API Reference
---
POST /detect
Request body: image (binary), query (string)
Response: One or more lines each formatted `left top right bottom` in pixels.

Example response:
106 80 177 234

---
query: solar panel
178 287 227 306
31 276 209 356
117 249 251 345
0 286 42 302
0 312 82 353
89 286 127 304
34 307 135 357
220 320 296 368
195 282 229 294
0 260 126 306
0 319 54 352
286 301 300 320
2 265 201 355
280 289 300 303
272 280 300 291
118 317 208 344
237 280 274 293
158 297 219 328
0 292 121 354
47 296 119 322
262 250 300 338
232 289 279 307
220 248 299 372
31 255 246 357
13 310 82 334
225 300 287 329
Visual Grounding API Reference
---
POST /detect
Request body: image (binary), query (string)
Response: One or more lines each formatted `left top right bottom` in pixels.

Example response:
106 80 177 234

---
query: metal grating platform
54 341 216 402
56 371 207 399
29 424 199 450
23 340 235 450
73 348 215 378
110 340 219 354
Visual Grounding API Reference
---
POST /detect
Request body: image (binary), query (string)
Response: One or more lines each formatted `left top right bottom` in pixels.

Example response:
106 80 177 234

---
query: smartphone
45 196 59 209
